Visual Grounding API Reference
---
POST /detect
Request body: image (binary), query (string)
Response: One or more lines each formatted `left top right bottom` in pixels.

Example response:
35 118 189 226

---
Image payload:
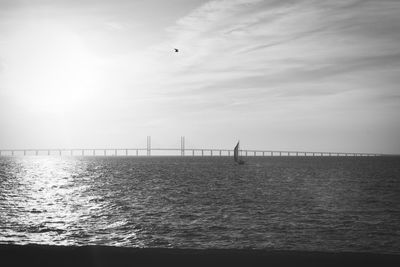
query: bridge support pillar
147 136 151 156
181 136 185 156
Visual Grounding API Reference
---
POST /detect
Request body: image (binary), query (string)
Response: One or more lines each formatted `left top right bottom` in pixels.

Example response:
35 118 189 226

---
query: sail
234 142 239 162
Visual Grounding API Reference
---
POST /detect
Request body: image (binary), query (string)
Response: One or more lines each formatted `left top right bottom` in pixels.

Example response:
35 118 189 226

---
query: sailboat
234 141 245 165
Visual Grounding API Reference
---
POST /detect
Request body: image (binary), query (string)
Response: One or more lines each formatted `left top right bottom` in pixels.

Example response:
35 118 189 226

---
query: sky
0 0 399 153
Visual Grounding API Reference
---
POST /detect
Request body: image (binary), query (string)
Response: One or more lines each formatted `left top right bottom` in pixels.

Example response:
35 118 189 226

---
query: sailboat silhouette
234 141 245 165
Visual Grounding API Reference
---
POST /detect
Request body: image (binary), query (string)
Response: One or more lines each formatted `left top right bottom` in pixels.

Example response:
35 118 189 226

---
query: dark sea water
0 156 399 254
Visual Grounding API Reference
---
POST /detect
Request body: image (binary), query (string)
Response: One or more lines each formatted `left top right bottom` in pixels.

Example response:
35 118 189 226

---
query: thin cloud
1 0 399 152
157 0 400 100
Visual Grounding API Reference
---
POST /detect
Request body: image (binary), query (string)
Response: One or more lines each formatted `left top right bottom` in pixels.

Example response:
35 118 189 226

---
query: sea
0 156 399 254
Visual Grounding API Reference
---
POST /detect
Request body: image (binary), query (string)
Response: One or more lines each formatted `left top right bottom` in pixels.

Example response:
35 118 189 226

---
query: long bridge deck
0 148 383 157
0 136 385 157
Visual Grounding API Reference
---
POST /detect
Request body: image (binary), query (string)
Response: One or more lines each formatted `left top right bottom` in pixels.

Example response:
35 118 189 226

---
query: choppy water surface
0 156 400 253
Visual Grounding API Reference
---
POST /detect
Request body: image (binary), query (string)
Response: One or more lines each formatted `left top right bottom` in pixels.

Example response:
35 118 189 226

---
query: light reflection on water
0 156 400 253
0 157 139 247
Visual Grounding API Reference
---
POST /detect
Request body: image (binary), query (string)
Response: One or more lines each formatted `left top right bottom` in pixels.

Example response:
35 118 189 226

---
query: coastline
1 244 400 267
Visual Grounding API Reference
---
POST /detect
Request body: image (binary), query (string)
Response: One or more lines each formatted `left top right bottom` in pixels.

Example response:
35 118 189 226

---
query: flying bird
174 48 179 53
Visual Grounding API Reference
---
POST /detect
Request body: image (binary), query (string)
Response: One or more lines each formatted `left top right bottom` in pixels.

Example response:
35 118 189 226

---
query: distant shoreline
1 244 400 267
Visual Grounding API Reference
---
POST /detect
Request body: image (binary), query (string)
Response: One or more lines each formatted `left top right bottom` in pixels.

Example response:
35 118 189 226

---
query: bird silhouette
174 48 179 52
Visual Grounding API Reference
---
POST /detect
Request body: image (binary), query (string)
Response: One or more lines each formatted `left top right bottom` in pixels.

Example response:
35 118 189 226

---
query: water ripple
0 156 400 253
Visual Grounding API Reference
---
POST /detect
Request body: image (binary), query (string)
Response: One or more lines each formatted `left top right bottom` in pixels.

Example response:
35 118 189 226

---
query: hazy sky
0 0 399 153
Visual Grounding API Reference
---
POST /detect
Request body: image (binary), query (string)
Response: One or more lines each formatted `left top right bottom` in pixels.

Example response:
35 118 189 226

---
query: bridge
0 136 383 157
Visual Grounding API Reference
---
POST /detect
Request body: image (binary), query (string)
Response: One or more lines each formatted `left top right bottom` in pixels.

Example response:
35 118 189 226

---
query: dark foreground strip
1 244 399 267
